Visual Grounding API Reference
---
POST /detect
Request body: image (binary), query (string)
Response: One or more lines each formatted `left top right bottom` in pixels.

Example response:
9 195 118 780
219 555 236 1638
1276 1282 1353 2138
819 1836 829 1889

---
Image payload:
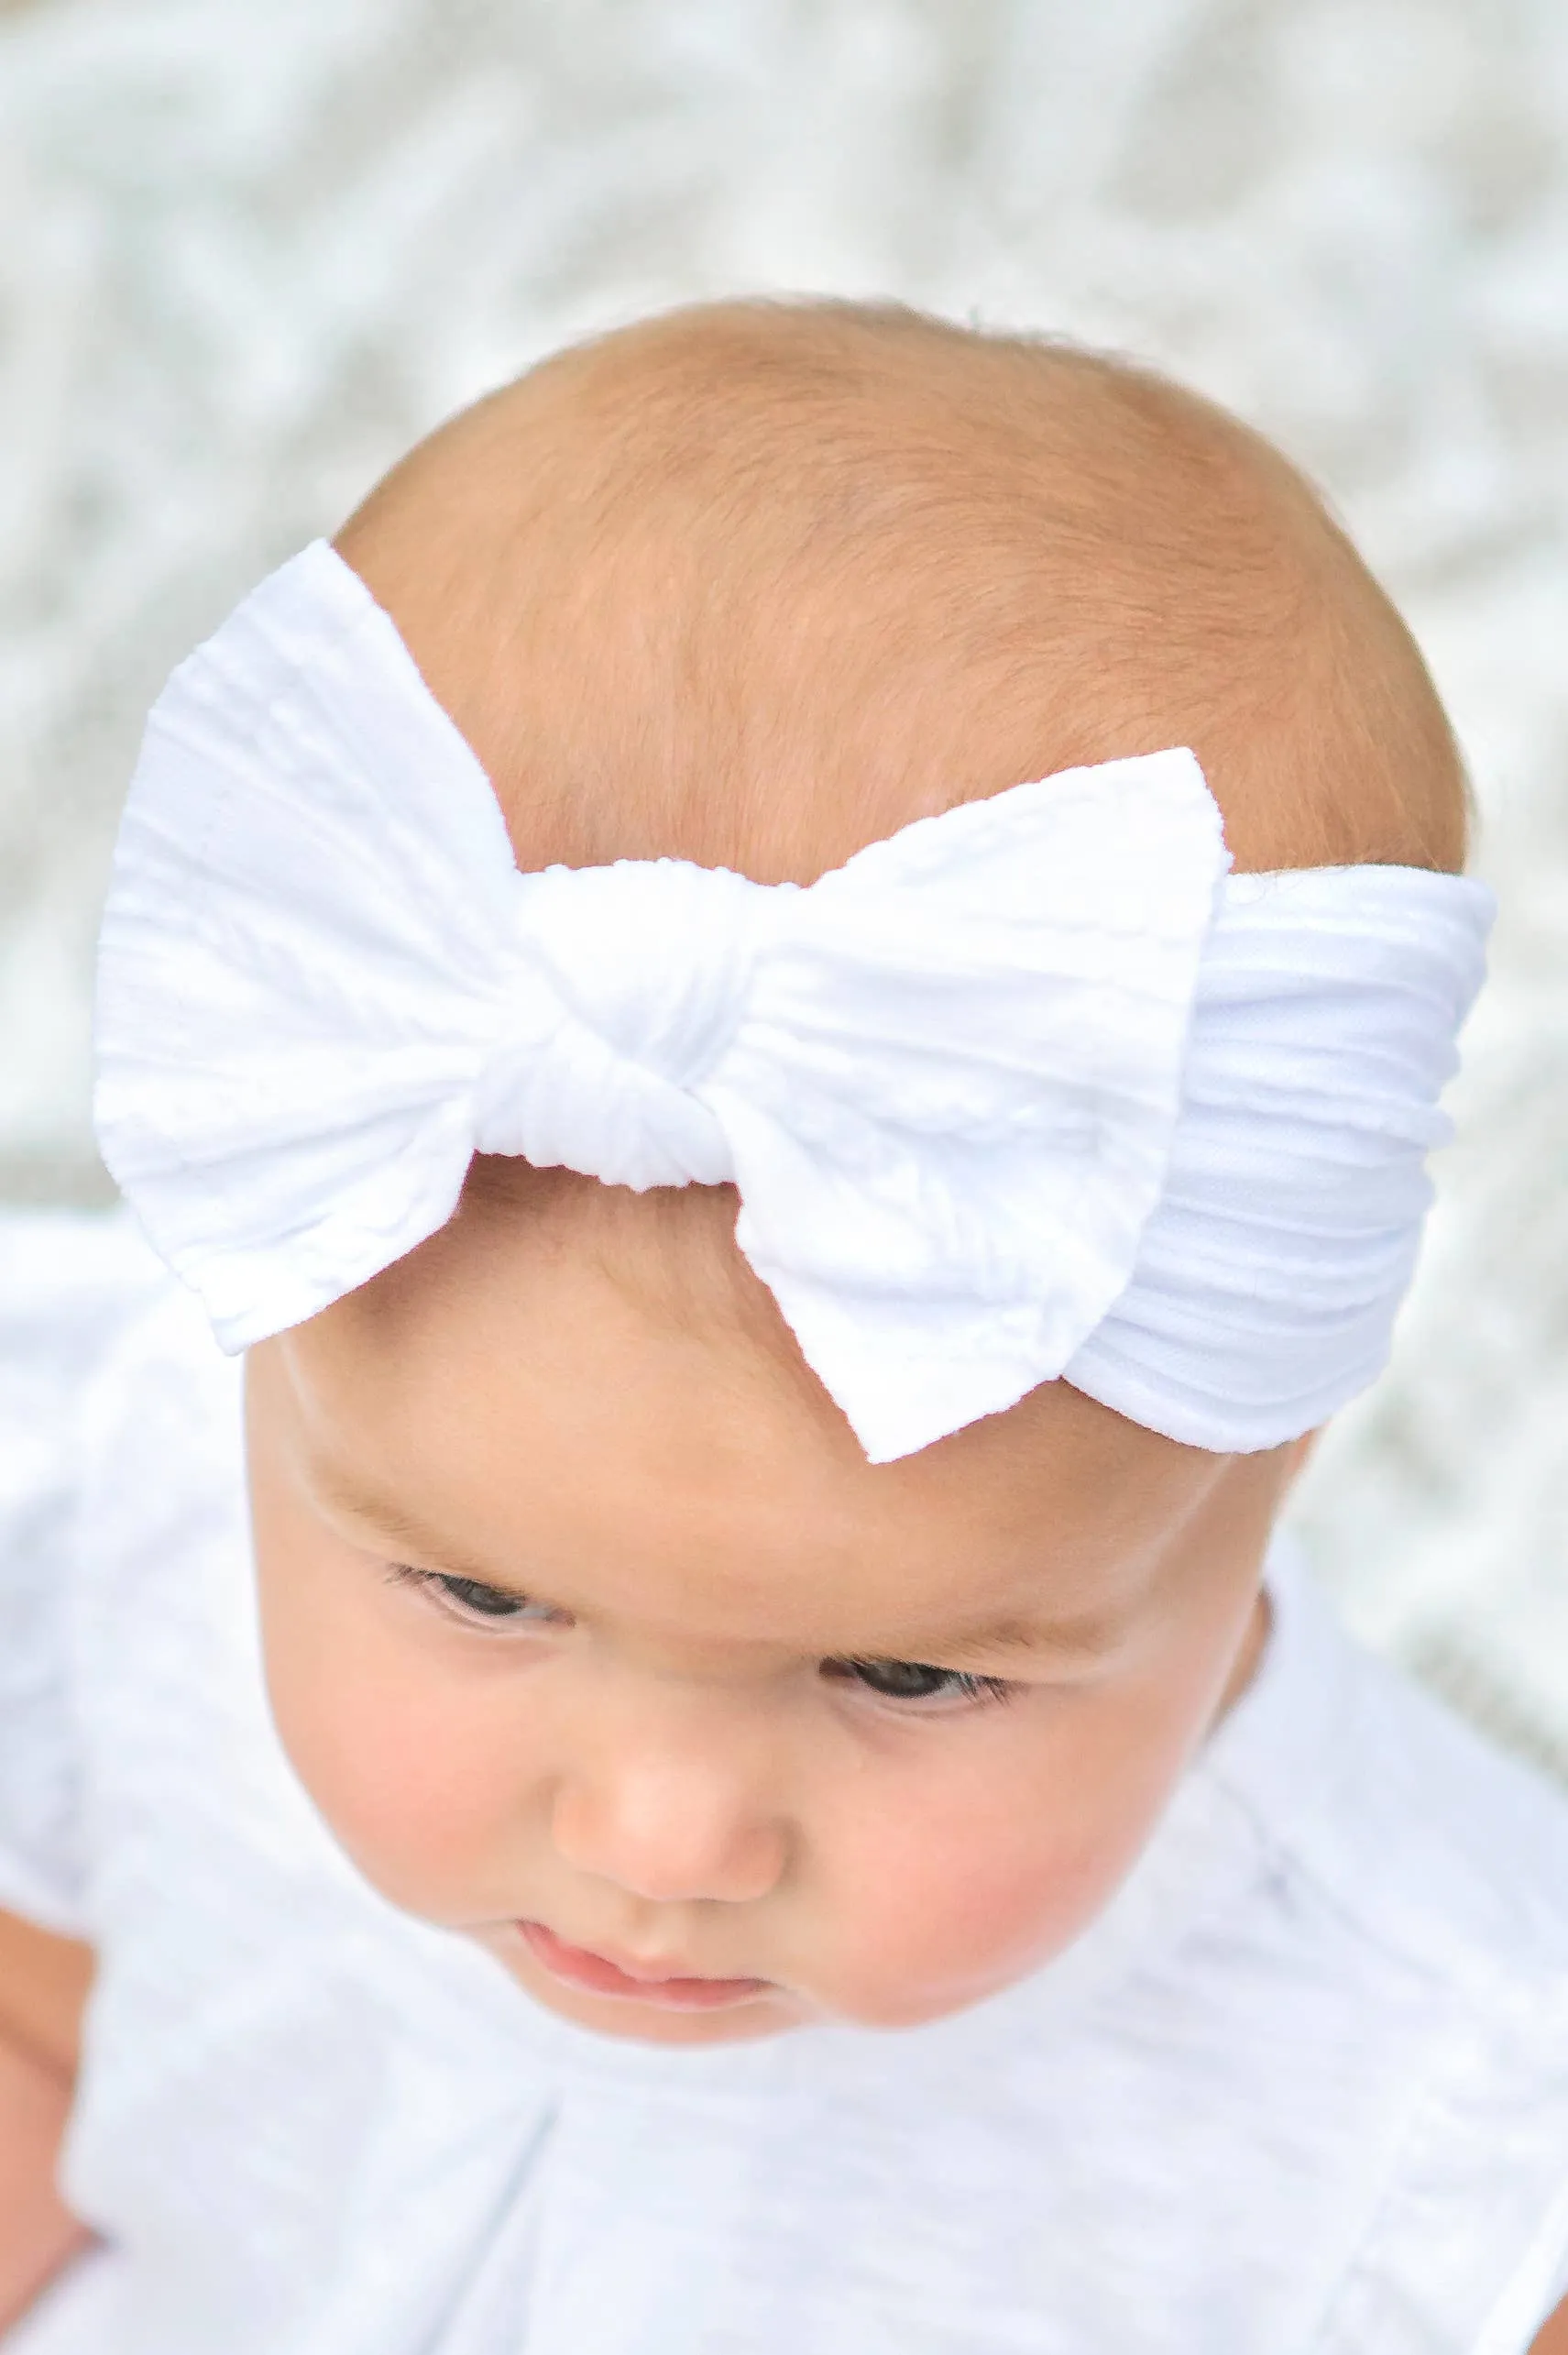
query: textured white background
2 0 1565 1769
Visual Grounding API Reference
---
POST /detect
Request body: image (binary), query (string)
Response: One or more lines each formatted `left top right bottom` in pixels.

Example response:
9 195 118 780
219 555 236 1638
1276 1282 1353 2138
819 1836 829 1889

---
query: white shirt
3 1208 1568 2355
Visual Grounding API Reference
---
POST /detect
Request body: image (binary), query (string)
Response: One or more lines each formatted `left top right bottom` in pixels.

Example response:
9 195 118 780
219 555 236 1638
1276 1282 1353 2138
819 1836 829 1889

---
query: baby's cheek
819 1711 1174 2026
262 1608 531 1922
834 1815 1113 2025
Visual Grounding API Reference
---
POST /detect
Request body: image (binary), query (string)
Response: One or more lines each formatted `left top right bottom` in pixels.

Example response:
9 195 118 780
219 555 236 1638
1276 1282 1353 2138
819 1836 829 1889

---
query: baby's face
247 1172 1292 2048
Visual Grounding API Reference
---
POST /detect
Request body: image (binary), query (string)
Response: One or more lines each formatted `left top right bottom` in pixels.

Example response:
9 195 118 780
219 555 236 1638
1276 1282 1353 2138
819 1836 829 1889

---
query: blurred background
1 0 1564 1775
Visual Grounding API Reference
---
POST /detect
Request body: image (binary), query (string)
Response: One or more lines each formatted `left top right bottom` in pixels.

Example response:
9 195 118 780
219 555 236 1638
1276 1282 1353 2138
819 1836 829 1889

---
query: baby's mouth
518 1920 772 2010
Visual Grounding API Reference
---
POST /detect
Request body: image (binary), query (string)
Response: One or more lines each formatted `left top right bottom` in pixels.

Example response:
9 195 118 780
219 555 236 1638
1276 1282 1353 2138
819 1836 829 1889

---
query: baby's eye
432 1573 537 1619
386 1564 557 1625
832 1656 1014 1710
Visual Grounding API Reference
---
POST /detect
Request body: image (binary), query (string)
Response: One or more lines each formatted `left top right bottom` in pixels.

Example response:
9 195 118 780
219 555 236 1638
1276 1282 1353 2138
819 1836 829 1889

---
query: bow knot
473 860 762 1188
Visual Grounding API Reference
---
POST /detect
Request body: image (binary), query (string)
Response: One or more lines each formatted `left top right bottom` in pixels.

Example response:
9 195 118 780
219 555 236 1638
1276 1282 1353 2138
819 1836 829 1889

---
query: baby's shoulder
0 1206 191 1933
1254 1569 1568 1999
0 1205 186 1547
1347 1643 1568 1978
1206 1590 1568 2347
0 1203 170 1392
0 1203 227 1621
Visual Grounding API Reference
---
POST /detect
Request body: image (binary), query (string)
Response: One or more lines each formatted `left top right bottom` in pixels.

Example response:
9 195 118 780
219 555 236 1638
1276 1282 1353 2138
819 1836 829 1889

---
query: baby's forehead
337 301 1463 887
270 1167 1229 1663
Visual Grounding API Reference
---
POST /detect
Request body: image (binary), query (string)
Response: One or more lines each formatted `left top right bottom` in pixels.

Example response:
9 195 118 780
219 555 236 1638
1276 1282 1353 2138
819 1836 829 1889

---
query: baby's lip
518 1920 772 2010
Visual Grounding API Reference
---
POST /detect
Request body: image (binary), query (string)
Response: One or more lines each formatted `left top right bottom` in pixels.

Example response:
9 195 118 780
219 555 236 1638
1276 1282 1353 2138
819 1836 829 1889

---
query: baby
3 299 1568 2352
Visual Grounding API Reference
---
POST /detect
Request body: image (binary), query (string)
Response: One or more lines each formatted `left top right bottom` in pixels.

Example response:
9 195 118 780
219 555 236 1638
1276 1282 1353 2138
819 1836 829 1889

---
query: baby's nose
549 1697 788 1907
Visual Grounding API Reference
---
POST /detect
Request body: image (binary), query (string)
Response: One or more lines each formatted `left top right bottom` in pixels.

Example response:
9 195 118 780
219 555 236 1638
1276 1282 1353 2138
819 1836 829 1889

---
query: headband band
93 544 1492 1463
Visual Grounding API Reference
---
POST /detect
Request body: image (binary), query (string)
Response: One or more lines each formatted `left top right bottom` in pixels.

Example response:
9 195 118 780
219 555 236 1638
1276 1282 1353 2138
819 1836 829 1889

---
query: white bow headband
93 543 1492 1463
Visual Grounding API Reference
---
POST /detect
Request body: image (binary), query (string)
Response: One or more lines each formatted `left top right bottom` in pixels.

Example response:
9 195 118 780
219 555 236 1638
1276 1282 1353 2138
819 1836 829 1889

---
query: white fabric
3 1213 1568 2355
93 542 1493 1461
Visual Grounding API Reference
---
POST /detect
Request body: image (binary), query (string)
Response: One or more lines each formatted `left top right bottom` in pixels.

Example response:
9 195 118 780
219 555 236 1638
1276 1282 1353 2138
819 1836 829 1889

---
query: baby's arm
1532 2298 1568 2352
0 1910 93 2335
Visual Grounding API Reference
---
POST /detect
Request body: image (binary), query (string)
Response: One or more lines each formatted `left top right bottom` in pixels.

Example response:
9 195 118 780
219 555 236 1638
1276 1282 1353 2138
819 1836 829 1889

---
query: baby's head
111 301 1474 2045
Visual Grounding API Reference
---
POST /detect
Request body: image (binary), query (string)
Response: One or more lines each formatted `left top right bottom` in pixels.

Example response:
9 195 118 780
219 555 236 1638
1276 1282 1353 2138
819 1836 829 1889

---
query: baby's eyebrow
873 1593 1146 1669
307 1460 1131 1663
306 1462 515 1588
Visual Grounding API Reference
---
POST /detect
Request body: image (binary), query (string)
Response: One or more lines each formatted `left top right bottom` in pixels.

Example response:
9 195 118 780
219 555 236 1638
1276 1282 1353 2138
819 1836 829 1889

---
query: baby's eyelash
834 1657 1017 1711
382 1562 543 1622
949 1672 1014 1707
